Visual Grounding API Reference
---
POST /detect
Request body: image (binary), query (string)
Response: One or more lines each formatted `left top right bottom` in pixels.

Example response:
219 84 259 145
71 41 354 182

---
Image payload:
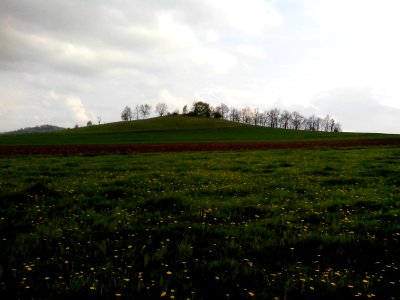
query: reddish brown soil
1 139 400 156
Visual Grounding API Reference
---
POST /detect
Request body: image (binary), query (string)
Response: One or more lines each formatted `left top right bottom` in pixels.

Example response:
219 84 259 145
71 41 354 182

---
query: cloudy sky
1 0 400 133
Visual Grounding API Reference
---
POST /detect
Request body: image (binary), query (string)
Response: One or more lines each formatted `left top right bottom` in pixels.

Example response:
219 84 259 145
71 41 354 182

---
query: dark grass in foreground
1 147 400 299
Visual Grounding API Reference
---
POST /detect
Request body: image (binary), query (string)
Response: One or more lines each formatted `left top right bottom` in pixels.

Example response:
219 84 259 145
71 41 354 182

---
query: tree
333 122 342 132
305 115 322 131
219 103 229 119
192 101 211 117
213 104 229 119
323 115 330 132
253 108 261 126
97 115 102 125
134 105 141 120
139 104 152 119
229 107 240 122
329 118 336 132
290 111 304 130
155 103 168 116
279 110 291 129
240 107 252 124
182 105 188 115
121 106 132 121
267 108 280 128
87 121 93 126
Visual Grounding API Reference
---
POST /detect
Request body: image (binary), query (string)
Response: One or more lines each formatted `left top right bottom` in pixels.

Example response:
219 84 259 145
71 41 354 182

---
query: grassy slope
0 115 398 145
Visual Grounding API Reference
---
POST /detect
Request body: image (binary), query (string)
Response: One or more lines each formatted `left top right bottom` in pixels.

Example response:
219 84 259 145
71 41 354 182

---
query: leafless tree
139 104 152 119
329 118 336 132
333 122 342 132
121 106 132 121
253 108 262 126
155 103 168 116
229 107 240 122
267 108 280 128
240 107 252 124
290 111 304 130
220 103 229 119
134 105 141 120
323 115 331 132
305 115 317 131
279 110 291 129
97 115 102 125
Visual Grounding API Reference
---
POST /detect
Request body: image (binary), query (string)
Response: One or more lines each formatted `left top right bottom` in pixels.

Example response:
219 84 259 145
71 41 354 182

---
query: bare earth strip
1 139 400 155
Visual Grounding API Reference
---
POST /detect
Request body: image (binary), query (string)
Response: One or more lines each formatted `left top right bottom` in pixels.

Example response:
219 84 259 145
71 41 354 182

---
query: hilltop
2 124 65 135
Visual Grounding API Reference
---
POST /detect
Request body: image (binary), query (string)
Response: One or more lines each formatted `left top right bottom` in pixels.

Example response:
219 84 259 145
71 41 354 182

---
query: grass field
1 146 400 299
1 116 398 145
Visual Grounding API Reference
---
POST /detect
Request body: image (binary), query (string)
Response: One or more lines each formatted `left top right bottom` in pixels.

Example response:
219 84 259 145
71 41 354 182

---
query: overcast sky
1 0 400 133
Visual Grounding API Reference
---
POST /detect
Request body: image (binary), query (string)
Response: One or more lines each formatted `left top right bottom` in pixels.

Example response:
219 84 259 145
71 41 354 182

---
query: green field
1 116 398 145
1 146 400 299
1 117 400 299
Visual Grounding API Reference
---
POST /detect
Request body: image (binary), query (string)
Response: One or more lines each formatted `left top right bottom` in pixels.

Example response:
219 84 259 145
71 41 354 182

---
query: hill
2 125 65 135
0 115 399 146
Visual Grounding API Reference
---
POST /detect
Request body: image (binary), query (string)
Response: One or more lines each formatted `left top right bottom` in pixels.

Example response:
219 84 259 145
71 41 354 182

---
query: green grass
1 147 400 299
1 115 398 145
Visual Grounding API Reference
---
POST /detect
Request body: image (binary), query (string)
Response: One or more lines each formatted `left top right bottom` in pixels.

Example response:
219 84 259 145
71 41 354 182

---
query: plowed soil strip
1 139 400 156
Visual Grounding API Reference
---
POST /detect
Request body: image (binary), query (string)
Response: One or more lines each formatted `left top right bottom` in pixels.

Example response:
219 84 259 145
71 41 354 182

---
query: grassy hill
0 115 398 145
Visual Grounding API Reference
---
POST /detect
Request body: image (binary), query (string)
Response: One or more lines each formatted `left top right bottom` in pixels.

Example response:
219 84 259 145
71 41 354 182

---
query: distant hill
3 125 66 134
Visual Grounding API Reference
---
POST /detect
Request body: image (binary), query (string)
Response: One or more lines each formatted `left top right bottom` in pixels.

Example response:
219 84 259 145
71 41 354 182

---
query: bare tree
229 107 240 122
133 105 140 120
267 108 280 128
279 110 291 129
155 103 168 116
97 115 102 125
329 118 336 132
240 107 252 124
121 106 132 121
290 111 304 130
220 103 229 119
139 104 152 119
259 111 268 127
323 115 331 132
333 122 341 132
305 115 323 131
253 108 261 126
305 115 316 131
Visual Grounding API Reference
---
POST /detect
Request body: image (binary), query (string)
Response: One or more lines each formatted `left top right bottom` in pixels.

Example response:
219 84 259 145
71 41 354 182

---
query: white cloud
65 96 91 123
45 90 91 124
157 89 187 113
236 45 267 59
210 0 283 35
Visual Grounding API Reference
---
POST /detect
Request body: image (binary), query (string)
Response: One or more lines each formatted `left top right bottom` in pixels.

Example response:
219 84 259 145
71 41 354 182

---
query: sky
1 0 400 133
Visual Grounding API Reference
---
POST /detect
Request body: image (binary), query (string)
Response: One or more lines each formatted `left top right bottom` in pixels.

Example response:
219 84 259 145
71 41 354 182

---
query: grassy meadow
1 146 400 299
1 116 398 146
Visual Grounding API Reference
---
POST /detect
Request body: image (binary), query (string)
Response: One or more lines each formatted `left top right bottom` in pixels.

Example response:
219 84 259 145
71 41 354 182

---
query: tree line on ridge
120 101 341 132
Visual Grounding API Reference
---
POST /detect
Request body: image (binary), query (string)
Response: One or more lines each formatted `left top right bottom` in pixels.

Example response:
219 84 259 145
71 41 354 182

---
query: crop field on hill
1 146 400 299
